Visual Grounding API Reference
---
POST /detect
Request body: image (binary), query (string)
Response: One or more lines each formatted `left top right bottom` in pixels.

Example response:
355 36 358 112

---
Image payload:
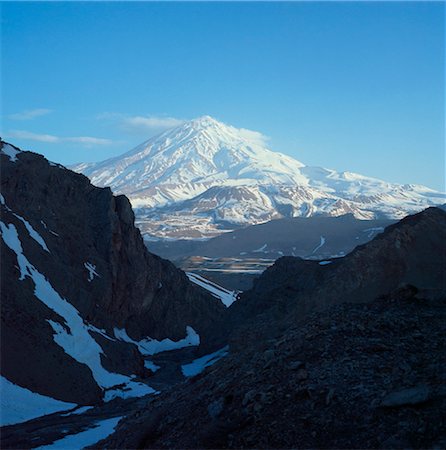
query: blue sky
1 1 444 190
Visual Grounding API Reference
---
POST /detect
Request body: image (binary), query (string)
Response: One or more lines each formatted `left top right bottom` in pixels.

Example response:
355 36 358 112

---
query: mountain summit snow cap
188 115 221 128
70 115 446 234
176 115 271 149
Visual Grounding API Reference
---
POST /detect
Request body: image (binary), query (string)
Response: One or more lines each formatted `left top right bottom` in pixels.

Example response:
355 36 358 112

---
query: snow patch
103 380 155 401
182 346 229 377
59 406 94 417
252 244 268 253
0 221 30 280
1 144 20 162
86 324 116 341
40 221 59 236
319 260 332 266
311 236 326 254
13 213 50 252
0 376 76 426
114 326 200 356
186 272 238 307
35 415 123 450
84 262 100 281
363 226 385 238
144 360 161 372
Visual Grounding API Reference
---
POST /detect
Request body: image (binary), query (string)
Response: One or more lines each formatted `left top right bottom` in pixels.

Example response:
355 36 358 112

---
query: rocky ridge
0 141 224 407
221 207 446 341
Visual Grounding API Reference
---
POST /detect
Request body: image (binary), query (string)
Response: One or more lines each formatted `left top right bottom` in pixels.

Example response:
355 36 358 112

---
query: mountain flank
72 116 445 239
0 141 224 409
148 213 396 291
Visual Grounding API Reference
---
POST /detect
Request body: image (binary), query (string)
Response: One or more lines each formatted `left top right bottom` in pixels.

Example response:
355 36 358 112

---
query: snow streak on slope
311 236 326 254
13 213 50 252
181 346 229 377
36 416 123 450
84 262 100 281
0 376 76 426
0 220 155 401
59 406 94 417
114 326 200 356
186 272 238 307
72 116 446 239
1 195 50 252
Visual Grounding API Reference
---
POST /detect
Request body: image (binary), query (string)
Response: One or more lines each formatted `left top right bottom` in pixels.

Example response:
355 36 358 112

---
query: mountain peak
191 115 219 125
71 117 445 239
184 115 226 133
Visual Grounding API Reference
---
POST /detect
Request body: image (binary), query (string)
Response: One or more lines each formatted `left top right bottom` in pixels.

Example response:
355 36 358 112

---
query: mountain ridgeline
72 116 445 239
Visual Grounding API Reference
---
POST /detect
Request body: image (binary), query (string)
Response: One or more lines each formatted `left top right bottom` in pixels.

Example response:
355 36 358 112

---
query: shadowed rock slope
0 141 225 405
97 291 446 449
97 208 445 449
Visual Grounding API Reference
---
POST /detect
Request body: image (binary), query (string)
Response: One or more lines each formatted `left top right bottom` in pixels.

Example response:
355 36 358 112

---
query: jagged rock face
1 244 104 404
224 207 446 333
0 142 225 404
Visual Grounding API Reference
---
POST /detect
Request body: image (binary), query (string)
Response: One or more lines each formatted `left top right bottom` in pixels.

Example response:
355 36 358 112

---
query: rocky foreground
98 288 445 449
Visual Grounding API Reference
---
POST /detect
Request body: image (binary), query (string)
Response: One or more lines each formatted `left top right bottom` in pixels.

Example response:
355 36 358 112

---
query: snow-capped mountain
72 116 445 239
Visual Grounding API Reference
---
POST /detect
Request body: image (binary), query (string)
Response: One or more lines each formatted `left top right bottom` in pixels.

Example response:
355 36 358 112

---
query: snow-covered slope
72 116 307 206
72 116 445 239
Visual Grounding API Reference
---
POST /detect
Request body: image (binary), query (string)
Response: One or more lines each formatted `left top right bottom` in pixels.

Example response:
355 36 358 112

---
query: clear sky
1 1 444 190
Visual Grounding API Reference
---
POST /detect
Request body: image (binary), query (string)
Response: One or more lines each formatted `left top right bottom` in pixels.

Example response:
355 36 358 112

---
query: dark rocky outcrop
0 141 225 404
97 291 446 449
213 206 446 347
